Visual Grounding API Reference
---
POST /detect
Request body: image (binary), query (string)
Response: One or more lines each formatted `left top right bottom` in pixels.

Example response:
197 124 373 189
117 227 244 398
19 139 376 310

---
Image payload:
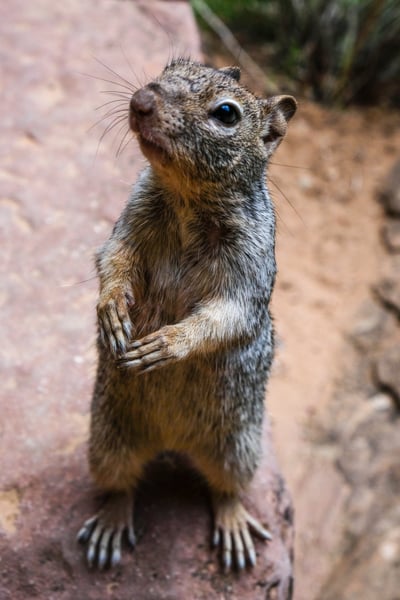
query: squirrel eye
211 103 240 125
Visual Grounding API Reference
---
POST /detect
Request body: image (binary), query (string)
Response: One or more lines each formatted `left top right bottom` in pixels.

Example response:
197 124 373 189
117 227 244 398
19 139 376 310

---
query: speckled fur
89 58 296 517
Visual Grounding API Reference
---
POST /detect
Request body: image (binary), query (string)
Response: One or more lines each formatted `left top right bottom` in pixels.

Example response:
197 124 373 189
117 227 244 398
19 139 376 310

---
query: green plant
193 0 400 105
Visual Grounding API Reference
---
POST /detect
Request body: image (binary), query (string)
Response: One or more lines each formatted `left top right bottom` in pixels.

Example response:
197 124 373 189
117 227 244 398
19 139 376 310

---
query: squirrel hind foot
212 494 272 572
77 491 135 570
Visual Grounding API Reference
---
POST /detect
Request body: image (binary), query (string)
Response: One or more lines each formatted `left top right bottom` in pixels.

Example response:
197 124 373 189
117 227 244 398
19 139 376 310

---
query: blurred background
192 0 400 106
191 3 400 597
1 1 399 598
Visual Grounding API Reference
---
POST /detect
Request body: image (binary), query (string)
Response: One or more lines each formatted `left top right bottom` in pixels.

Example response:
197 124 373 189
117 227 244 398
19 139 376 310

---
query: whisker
102 105 129 117
270 162 310 170
119 44 141 87
98 114 128 144
269 176 305 226
139 6 176 55
92 114 128 163
118 135 135 158
87 55 138 165
95 98 129 111
59 275 98 287
139 67 150 89
116 127 133 158
111 120 131 153
275 212 291 235
93 56 138 91
100 90 132 104
269 190 292 236
80 71 136 93
98 87 131 95
88 108 129 133
97 106 129 121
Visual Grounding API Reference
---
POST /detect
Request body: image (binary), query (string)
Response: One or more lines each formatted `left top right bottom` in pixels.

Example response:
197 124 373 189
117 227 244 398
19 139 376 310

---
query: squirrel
77 58 297 572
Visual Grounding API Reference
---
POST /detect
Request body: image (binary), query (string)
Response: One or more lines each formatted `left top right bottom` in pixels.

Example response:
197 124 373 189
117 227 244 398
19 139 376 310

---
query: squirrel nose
130 88 156 116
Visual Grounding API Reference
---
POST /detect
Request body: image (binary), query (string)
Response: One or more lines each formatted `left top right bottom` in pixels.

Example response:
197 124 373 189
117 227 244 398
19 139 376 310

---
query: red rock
375 345 400 408
379 159 400 216
0 1 293 598
374 260 400 316
382 219 400 253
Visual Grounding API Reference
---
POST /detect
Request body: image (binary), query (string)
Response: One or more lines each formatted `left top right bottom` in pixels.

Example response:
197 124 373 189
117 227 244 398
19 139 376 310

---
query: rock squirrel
77 58 297 572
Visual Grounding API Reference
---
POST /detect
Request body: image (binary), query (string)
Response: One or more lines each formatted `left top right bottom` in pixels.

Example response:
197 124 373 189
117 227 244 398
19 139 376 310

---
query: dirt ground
205 40 400 596
1 1 400 599
266 103 400 597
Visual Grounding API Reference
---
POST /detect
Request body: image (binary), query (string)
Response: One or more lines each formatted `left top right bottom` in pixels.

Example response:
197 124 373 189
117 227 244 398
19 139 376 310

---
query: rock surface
0 1 294 598
382 219 400 253
379 159 400 216
315 390 400 600
3 0 400 598
374 259 400 317
300 158 400 599
375 344 400 408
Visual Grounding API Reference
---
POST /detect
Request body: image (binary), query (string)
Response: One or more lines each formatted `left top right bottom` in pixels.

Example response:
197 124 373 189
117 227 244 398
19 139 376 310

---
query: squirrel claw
118 330 174 372
78 492 134 570
77 515 97 544
213 495 271 572
97 292 134 356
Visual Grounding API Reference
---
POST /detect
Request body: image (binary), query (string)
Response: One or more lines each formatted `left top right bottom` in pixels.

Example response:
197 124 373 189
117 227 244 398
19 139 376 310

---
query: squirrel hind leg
79 445 150 570
193 453 270 572
77 489 136 570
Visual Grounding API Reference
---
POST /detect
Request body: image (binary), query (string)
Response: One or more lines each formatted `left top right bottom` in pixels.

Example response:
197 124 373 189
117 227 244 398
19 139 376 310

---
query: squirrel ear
260 95 297 153
219 66 241 81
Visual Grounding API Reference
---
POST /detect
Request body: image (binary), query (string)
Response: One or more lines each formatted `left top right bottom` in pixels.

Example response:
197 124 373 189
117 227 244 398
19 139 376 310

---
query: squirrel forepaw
97 286 134 356
117 325 188 373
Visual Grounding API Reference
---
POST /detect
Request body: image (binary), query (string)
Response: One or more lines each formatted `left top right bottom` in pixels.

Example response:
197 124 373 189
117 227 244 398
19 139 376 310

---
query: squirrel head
129 59 296 194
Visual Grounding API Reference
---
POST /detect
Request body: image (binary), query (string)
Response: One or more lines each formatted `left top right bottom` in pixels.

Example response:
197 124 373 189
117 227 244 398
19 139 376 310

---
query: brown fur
78 58 296 573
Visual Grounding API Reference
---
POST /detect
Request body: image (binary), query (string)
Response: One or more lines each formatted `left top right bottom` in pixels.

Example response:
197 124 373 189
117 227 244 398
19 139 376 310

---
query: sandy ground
268 103 394 482
266 104 400 596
